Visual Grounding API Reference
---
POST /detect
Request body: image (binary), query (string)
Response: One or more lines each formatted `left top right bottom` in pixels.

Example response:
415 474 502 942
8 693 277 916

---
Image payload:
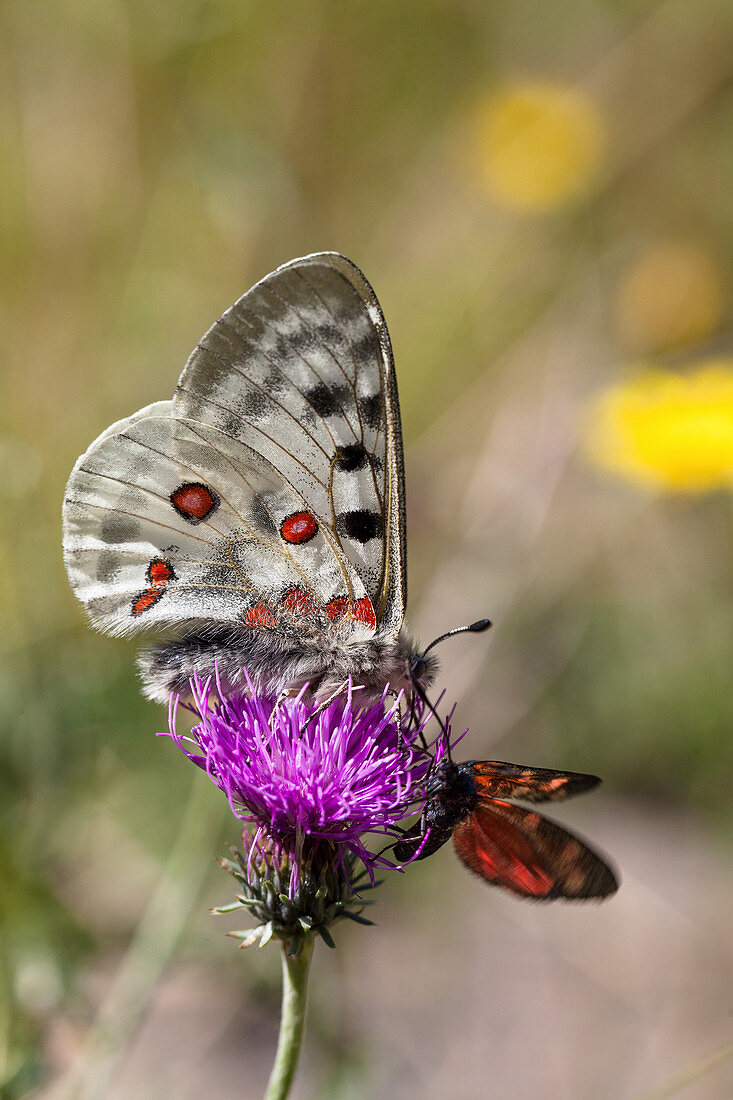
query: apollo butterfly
63 253 431 703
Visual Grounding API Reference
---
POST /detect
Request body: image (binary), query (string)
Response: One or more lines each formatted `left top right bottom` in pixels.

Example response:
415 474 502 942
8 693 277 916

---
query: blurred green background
3 1 733 1097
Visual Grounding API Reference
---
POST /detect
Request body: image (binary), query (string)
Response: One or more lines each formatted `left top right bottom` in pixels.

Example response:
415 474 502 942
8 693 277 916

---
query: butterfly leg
385 688 408 749
270 687 299 730
301 681 353 732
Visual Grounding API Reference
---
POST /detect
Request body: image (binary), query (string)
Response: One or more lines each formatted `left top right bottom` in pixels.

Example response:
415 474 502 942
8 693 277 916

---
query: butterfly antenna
420 617 492 661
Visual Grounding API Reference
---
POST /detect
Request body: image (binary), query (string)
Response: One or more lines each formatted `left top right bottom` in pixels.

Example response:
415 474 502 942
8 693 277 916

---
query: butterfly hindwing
63 409 371 637
174 253 406 633
452 799 618 900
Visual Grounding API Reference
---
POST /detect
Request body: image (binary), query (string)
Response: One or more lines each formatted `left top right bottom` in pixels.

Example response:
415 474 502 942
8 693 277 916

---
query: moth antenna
400 667 430 751
410 676 453 759
407 617 492 757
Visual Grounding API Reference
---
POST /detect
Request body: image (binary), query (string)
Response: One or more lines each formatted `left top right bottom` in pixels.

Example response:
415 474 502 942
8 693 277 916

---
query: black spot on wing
99 514 141 544
249 494 279 537
336 509 383 543
95 549 123 583
353 331 379 364
240 391 272 421
301 387 347 420
359 392 382 429
334 443 369 472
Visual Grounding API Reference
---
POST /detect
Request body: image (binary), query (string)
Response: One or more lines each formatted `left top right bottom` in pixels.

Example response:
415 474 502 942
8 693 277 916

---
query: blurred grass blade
634 1038 733 1100
46 777 221 1100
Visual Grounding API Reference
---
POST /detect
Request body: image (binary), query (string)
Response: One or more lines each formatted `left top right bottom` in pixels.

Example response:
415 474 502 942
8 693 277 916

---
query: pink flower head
164 670 450 888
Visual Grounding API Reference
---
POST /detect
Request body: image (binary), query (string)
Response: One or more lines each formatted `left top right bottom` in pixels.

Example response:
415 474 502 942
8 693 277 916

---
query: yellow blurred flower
616 241 726 353
585 362 733 492
474 80 605 211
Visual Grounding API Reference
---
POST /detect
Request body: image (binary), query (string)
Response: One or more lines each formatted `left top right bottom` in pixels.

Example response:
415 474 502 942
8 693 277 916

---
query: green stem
264 937 314 1100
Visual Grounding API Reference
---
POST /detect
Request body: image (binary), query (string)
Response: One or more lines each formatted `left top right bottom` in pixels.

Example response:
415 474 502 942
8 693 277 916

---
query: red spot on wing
170 482 219 523
352 597 376 630
280 511 318 544
132 588 165 616
281 586 316 617
326 597 349 621
132 558 176 617
147 559 175 585
325 596 377 630
247 602 277 628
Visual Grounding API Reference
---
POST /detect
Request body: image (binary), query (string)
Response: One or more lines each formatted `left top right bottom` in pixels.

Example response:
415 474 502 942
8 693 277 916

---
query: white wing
62 253 406 641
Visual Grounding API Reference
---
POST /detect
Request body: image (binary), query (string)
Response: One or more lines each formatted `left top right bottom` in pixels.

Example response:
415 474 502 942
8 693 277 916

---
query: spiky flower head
163 670 444 950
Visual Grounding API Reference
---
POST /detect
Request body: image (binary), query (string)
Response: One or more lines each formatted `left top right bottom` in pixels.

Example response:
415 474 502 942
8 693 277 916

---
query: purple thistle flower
163 670 448 891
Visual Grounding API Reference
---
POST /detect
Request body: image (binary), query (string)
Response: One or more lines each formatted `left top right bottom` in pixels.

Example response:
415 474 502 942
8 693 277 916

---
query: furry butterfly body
63 254 432 703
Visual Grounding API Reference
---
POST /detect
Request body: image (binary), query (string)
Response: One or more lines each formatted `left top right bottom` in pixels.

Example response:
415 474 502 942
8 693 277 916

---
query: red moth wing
452 800 619 900
470 760 601 804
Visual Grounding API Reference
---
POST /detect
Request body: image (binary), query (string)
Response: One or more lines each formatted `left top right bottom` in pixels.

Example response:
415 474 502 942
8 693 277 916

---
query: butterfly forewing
452 800 618 900
470 761 601 804
173 253 406 634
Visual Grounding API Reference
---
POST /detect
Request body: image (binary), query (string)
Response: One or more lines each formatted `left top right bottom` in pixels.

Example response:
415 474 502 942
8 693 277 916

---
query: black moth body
394 760 480 862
